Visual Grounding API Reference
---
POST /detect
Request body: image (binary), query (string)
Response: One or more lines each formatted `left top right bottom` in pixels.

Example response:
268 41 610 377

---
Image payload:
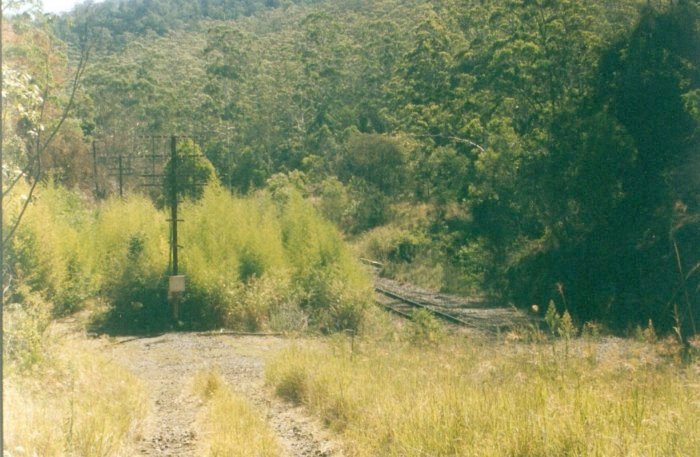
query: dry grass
267 334 700 456
4 336 146 457
194 367 282 457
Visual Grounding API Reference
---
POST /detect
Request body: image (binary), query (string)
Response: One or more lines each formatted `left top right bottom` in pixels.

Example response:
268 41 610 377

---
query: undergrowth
4 337 146 457
267 334 700 456
352 217 485 296
7 182 371 336
179 186 371 333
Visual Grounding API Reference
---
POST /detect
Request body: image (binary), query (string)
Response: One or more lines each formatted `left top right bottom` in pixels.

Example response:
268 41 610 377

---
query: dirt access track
93 331 340 457
70 276 529 456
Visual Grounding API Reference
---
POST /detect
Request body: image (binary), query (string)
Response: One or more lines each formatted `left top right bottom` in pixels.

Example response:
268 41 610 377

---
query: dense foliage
6 182 370 336
4 0 698 333
53 0 326 49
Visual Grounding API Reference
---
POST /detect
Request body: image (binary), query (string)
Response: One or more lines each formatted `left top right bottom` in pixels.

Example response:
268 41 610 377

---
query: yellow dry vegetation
267 335 700 456
4 336 146 457
193 368 282 457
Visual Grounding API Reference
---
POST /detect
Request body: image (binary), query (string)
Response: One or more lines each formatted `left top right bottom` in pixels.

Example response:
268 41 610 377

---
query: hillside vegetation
18 0 693 332
2 1 699 454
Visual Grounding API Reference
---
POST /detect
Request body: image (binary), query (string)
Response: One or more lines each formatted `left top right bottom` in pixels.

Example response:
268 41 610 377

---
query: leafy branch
2 14 92 247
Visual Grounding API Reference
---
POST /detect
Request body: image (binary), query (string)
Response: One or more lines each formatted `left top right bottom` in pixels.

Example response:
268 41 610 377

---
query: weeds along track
373 275 536 334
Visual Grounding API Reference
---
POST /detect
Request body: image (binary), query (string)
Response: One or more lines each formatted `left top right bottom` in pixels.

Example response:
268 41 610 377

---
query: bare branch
3 156 40 245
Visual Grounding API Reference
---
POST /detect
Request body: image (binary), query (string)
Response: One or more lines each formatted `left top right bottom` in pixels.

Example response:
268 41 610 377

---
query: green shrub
179 186 289 329
221 276 289 331
317 176 352 226
178 185 371 332
346 178 391 233
338 133 410 198
355 225 428 263
407 309 444 345
10 183 96 316
161 138 216 207
4 286 53 372
280 191 371 332
91 196 169 333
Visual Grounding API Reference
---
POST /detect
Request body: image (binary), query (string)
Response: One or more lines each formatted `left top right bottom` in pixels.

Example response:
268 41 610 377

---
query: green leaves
162 139 216 206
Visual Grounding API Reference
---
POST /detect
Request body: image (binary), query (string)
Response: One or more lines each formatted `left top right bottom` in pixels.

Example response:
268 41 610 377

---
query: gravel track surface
100 332 340 457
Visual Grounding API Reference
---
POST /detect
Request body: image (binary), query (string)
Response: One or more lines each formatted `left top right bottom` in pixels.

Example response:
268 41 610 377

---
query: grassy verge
4 336 146 457
267 335 700 456
193 368 282 457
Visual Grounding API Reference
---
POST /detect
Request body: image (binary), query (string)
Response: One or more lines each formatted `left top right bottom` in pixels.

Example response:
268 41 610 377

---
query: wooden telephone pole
168 136 185 321
170 136 179 276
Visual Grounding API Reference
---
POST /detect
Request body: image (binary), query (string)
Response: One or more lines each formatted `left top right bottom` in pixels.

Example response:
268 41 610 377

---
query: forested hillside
4 2 700 455
6 0 699 333
54 0 326 48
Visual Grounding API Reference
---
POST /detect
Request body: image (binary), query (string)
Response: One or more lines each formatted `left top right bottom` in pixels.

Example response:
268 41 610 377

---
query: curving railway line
364 259 536 334
375 286 472 326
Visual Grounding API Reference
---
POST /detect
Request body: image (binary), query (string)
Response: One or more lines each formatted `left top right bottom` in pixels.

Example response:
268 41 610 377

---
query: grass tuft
194 368 282 457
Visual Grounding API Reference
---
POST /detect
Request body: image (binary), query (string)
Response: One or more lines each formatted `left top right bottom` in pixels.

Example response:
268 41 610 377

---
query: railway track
364 259 536 333
374 284 535 333
375 286 472 327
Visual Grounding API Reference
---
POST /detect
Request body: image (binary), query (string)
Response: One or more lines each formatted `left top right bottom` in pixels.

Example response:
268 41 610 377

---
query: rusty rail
375 286 472 327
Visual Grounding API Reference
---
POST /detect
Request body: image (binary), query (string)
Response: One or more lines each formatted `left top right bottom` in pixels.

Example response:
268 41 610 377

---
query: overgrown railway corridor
85 271 532 456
